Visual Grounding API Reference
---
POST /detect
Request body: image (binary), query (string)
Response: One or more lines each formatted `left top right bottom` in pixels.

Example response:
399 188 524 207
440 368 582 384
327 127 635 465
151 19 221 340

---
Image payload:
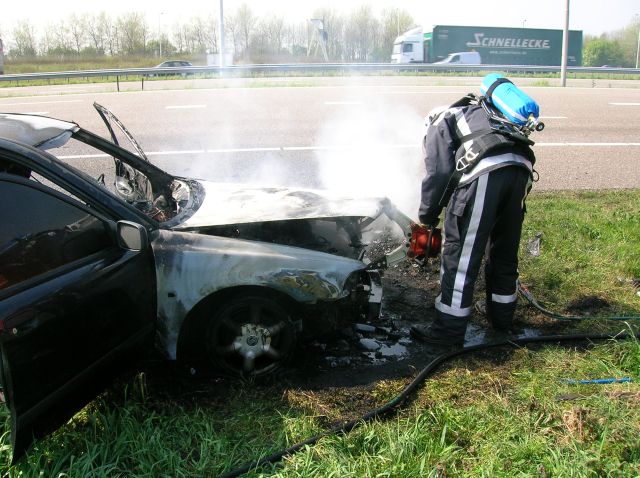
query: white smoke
313 97 426 220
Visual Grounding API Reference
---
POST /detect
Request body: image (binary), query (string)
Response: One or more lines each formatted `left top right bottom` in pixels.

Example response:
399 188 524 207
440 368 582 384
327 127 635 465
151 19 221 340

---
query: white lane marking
324 101 363 105
165 105 207 109
0 99 83 106
55 142 640 160
610 102 640 106
58 153 111 159
539 116 567 119
148 150 206 155
378 91 465 95
207 147 282 153
537 142 640 146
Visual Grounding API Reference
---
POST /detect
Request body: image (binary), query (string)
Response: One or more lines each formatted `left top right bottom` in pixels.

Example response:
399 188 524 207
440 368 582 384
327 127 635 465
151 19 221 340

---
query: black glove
419 215 440 228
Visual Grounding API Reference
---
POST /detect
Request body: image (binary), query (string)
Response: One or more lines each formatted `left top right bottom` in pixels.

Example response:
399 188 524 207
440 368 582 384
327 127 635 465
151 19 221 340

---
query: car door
0 170 157 461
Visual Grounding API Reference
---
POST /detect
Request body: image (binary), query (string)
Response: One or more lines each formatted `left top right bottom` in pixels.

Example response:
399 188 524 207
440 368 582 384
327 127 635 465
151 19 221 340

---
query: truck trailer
391 25 582 66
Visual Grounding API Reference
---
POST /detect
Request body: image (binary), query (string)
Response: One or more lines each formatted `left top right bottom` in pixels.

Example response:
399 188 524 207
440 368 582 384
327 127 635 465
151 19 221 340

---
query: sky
1 0 638 38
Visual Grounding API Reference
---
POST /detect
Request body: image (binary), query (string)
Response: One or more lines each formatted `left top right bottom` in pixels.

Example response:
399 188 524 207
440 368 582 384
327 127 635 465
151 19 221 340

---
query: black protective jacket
419 104 536 226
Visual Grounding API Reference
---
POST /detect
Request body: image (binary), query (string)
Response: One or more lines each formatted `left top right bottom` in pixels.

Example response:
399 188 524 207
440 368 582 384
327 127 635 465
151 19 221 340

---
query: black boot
410 310 467 349
486 297 517 332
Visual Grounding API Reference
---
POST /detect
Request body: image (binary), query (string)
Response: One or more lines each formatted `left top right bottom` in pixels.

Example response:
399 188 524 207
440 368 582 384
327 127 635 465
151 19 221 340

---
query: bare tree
283 21 308 56
68 14 86 55
379 8 416 60
11 19 38 57
232 4 257 59
102 14 118 56
117 12 147 55
344 5 379 62
171 22 188 54
86 12 110 54
187 16 217 53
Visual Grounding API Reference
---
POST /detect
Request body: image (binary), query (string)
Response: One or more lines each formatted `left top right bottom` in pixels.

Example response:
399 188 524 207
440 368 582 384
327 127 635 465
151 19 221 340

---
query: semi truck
391 25 582 66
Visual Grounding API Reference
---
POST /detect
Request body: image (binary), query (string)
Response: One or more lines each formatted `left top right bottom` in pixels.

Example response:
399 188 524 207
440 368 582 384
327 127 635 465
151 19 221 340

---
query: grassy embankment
0 189 638 477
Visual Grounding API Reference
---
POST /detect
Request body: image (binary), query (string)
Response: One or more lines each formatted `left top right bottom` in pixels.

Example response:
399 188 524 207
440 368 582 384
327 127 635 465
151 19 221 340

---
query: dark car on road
149 60 194 76
0 104 413 460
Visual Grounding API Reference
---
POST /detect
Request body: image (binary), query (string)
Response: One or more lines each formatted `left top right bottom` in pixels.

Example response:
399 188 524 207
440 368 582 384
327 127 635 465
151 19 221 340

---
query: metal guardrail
0 63 638 84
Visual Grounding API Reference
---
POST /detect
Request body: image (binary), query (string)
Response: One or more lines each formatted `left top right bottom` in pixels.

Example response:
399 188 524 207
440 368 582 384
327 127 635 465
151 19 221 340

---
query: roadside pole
218 0 225 68
560 0 570 87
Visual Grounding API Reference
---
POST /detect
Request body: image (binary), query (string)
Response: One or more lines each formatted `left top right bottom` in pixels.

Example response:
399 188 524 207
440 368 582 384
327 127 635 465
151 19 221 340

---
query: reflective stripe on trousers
438 167 530 318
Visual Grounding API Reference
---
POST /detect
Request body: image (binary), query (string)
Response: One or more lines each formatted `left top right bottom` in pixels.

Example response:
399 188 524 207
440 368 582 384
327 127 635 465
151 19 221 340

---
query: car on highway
148 60 194 76
0 103 413 459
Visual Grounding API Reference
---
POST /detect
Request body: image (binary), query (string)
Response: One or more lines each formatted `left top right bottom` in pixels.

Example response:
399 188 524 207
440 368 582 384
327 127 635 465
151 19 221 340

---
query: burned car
0 104 414 459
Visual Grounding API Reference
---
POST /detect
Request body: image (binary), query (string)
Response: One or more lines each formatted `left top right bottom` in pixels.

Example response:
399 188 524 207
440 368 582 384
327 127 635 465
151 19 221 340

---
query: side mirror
116 221 148 251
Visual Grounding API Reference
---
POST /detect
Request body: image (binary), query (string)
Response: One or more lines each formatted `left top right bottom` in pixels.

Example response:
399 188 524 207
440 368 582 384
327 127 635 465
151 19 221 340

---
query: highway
1 76 639 215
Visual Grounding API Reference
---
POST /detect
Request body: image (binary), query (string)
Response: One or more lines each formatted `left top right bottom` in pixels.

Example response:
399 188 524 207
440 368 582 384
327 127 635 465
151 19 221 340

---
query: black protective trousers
431 166 531 342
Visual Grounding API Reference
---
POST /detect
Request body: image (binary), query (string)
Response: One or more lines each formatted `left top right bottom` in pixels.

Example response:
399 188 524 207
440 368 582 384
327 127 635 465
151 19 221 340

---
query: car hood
0 113 78 150
174 180 392 229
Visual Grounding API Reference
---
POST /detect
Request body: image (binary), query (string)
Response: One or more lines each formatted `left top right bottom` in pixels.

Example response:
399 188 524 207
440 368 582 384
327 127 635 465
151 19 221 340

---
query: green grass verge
521 190 640 313
0 189 638 477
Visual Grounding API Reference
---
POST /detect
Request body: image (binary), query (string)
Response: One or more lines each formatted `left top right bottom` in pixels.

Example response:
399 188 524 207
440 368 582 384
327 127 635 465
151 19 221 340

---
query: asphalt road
1 76 639 216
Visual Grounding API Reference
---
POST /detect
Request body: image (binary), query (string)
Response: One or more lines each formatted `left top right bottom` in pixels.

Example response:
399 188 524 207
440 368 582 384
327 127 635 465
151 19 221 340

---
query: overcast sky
1 0 638 37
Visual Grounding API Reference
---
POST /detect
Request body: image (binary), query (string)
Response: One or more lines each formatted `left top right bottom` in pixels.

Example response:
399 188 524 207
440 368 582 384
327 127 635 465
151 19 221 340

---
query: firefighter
411 80 537 349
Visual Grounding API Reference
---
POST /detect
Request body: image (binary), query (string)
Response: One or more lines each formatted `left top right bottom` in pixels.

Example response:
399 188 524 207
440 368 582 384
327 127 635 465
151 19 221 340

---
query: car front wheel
206 295 297 376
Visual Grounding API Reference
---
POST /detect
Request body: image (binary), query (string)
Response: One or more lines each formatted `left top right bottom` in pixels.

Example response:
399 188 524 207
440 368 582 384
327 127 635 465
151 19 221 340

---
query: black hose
217 331 638 478
517 281 640 321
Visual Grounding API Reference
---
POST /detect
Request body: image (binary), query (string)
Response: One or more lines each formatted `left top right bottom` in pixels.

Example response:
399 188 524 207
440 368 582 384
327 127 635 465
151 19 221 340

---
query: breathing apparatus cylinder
480 73 540 126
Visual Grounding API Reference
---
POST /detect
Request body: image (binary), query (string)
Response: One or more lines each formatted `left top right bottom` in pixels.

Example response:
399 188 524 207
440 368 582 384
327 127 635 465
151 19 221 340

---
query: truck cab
391 27 424 63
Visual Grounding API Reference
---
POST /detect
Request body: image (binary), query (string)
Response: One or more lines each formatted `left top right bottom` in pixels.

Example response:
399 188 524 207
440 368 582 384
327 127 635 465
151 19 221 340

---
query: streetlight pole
560 0 570 87
158 12 164 59
636 27 640 69
218 0 225 67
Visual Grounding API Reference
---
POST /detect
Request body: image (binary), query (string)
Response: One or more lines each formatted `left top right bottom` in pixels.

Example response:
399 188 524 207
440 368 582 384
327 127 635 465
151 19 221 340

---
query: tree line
2 6 639 67
2 6 416 63
583 17 640 67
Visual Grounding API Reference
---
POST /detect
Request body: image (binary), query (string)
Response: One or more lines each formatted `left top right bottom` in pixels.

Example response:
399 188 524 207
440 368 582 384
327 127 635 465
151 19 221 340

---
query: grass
520 190 640 312
2 58 640 91
0 189 639 477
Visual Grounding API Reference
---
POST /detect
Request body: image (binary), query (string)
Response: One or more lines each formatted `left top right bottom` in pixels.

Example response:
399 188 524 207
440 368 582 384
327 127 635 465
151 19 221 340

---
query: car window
403 43 413 53
0 178 112 290
451 55 460 62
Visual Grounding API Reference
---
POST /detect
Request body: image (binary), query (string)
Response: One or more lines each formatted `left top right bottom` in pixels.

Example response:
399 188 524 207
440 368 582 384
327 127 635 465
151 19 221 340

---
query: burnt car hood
175 180 394 229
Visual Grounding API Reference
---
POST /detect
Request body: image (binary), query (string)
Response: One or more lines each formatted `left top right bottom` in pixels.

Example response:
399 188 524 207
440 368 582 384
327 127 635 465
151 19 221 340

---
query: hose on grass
217 331 639 478
517 281 640 321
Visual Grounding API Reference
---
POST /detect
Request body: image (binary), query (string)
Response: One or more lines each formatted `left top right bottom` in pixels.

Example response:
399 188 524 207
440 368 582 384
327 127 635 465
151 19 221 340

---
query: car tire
206 294 297 377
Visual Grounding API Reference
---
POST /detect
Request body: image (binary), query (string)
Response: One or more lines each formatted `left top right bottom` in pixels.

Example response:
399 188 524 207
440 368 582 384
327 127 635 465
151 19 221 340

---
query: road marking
55 142 640 160
0 99 82 106
609 102 640 106
537 142 640 146
378 91 465 95
324 101 363 105
148 150 206 155
207 147 282 153
58 153 111 159
165 105 207 109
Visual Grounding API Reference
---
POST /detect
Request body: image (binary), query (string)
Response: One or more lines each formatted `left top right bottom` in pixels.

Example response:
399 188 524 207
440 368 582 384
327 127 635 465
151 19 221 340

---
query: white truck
391 27 480 64
391 25 582 66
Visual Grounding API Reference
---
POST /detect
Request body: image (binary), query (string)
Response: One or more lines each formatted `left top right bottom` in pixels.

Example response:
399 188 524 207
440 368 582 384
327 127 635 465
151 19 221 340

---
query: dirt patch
134 255 608 421
566 295 610 315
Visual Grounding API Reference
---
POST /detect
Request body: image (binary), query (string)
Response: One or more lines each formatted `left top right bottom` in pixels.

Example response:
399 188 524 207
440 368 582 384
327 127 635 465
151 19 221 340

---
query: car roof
0 113 78 150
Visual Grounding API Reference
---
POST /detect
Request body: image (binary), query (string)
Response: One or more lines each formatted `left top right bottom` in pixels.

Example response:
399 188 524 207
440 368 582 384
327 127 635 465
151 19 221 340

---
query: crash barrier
1 64 639 91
